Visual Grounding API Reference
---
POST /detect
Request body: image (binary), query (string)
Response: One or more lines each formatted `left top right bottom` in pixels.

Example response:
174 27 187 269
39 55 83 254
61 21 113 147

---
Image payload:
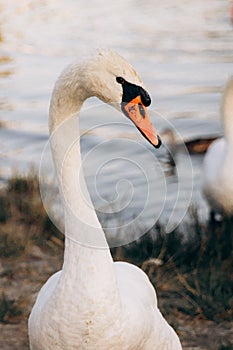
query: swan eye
116 77 125 84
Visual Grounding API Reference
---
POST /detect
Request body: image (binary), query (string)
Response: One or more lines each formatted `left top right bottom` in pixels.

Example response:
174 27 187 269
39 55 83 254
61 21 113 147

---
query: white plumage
203 76 233 217
28 49 182 350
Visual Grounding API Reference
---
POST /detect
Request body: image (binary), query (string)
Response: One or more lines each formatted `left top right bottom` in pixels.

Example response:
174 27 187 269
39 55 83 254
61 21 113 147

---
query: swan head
50 49 161 148
85 50 162 148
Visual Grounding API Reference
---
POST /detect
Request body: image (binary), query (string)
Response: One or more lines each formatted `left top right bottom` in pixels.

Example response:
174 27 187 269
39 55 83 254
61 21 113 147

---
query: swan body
203 76 233 217
28 49 182 349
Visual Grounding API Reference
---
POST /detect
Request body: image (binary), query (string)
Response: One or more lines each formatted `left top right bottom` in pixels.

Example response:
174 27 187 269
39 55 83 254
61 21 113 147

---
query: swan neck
47 73 120 312
49 65 109 248
50 113 109 248
55 118 118 311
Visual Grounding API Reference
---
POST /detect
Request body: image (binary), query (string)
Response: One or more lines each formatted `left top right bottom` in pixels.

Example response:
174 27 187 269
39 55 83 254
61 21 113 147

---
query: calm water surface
0 0 233 241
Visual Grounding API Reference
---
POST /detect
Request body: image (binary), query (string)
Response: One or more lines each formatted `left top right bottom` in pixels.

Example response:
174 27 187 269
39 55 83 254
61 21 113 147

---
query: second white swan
203 76 233 219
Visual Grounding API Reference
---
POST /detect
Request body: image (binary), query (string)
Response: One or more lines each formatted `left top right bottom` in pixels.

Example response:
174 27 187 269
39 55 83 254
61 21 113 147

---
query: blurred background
0 1 233 348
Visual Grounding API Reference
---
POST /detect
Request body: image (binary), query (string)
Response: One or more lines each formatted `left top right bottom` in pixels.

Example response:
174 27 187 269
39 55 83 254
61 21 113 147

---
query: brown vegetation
0 173 232 349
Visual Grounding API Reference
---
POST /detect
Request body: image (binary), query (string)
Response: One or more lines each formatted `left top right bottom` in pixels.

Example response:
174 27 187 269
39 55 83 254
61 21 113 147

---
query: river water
0 0 233 245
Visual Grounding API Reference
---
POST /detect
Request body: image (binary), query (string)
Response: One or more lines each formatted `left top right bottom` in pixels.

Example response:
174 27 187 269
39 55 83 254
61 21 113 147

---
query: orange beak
122 95 161 148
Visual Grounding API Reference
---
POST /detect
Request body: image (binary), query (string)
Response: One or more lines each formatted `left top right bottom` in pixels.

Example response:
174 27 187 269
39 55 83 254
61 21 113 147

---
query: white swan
28 49 182 350
203 76 233 219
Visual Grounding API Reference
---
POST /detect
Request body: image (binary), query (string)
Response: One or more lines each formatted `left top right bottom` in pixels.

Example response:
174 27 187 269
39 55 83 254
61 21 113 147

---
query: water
0 0 233 242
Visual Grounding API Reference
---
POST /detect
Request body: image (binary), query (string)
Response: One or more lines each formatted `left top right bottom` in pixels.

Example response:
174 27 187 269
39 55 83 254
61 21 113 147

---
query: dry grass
111 210 233 323
0 171 232 349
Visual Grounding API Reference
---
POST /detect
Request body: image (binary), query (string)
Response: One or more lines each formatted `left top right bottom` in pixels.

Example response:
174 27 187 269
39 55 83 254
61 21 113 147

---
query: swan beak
122 95 161 148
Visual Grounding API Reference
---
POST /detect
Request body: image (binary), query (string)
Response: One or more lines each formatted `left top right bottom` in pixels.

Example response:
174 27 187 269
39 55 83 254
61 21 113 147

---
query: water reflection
0 0 232 230
0 63 14 78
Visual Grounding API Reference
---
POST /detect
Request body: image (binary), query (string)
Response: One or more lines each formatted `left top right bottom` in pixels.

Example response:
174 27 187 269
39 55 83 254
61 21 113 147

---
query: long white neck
50 113 108 248
48 62 120 310
49 60 112 247
222 77 233 146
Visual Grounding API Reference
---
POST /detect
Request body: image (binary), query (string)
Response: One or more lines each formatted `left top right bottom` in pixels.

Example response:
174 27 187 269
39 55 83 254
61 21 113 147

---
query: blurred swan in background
203 76 233 219
28 49 182 350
